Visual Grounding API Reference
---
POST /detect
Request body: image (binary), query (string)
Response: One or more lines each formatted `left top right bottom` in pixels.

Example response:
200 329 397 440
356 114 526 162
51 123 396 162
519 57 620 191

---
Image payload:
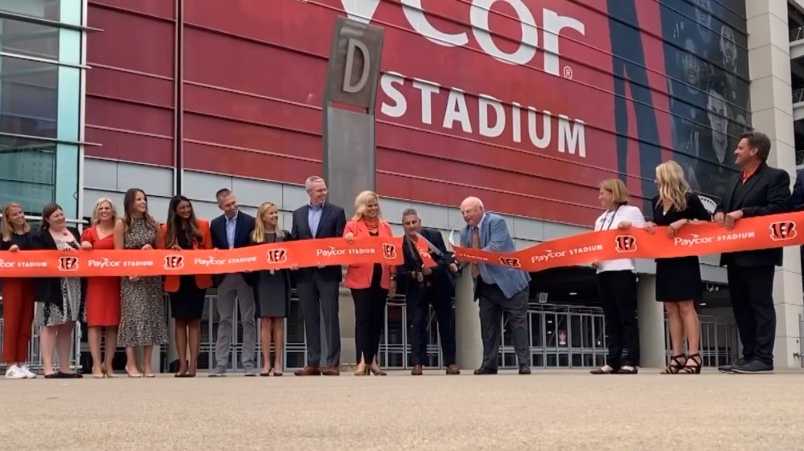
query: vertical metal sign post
322 17 383 364
323 17 384 215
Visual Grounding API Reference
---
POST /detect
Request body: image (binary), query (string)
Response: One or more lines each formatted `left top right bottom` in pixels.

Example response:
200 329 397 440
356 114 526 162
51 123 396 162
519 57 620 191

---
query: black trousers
407 280 456 366
296 272 341 367
351 265 388 364
727 265 776 365
596 270 639 367
477 280 530 370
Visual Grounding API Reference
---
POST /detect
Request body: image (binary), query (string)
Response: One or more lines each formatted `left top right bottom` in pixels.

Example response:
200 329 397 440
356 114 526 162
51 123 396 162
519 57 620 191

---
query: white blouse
593 204 645 273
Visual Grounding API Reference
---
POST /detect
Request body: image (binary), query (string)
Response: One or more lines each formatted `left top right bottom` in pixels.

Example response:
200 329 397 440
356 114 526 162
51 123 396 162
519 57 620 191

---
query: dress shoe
411 365 423 376
518 366 531 375
718 358 748 374
473 367 497 375
321 366 340 376
445 364 460 375
732 359 773 374
294 366 321 376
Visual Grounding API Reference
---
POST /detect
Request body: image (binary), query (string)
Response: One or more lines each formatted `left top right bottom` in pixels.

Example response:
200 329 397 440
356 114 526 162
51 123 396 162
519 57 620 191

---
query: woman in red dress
81 198 121 378
1 203 37 379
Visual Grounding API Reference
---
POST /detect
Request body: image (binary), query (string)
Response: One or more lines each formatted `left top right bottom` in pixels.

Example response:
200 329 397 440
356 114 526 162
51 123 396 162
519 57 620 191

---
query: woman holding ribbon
114 188 166 377
1 203 37 379
646 161 710 374
33 202 88 378
590 179 645 375
248 201 292 377
81 198 122 378
343 191 395 376
162 195 212 377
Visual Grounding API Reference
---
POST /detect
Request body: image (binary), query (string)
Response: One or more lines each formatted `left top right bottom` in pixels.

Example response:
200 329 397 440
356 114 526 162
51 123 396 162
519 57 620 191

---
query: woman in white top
590 179 645 375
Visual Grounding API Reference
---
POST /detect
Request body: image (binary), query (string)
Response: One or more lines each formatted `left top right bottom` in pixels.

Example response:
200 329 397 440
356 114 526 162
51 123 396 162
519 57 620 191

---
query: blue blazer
210 211 256 285
460 212 530 299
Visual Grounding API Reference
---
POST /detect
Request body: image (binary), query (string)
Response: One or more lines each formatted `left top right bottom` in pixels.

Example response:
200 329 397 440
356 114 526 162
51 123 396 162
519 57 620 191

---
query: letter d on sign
343 38 370 93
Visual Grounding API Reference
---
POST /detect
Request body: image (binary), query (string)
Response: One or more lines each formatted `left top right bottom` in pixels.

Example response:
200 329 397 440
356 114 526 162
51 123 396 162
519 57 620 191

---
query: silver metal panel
232 177 283 208
324 107 375 215
83 158 116 191
282 184 307 212
183 171 231 203
324 17 384 111
116 162 173 198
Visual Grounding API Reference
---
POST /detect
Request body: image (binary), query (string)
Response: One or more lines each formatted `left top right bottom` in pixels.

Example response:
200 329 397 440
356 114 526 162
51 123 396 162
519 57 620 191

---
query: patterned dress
36 238 82 327
117 217 167 346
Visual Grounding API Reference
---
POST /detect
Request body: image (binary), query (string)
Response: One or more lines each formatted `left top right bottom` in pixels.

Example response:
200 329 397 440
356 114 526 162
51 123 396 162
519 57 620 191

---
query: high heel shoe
353 365 369 376
369 366 387 376
661 354 687 375
679 353 702 374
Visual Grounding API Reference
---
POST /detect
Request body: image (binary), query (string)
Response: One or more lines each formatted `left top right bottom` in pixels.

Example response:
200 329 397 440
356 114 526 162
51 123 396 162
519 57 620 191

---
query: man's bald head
460 196 485 227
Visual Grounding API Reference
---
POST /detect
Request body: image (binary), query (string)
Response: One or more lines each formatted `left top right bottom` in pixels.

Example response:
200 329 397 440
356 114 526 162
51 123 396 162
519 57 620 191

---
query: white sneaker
5 364 26 379
21 365 36 379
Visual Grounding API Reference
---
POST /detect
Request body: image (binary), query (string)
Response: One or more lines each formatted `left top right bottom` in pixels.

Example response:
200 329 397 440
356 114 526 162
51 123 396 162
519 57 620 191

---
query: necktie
471 226 480 278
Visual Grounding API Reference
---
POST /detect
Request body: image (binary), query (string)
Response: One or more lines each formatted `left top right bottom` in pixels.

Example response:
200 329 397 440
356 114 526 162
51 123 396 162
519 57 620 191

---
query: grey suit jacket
460 212 530 299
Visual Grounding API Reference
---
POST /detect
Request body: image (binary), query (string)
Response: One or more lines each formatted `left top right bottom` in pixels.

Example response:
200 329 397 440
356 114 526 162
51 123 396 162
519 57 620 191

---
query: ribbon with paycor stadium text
0 237 410 278
452 211 804 272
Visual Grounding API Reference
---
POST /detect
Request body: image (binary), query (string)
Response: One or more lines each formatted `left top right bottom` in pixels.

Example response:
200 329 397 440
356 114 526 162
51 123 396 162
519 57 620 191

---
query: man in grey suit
459 197 531 375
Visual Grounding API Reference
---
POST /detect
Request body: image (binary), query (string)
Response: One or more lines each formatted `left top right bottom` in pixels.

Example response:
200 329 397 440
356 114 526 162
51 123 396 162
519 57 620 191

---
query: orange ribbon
453 211 803 271
0 237 403 278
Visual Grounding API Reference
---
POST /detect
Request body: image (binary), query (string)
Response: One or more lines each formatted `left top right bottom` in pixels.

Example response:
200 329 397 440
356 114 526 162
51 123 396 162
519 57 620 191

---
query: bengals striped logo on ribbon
164 254 184 270
769 221 797 241
266 248 288 263
614 235 637 253
58 256 79 272
382 243 398 260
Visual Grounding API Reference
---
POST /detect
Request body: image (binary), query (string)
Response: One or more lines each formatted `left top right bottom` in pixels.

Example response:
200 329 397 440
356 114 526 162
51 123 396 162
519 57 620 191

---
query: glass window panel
0 55 58 138
558 354 569 367
0 0 60 21
571 354 582 367
546 354 557 367
0 18 59 60
530 312 543 347
532 353 544 368
0 135 55 213
570 315 582 349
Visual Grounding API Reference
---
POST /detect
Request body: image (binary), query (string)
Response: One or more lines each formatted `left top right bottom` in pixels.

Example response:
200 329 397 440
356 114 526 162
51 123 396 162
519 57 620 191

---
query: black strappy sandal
679 353 702 375
662 354 687 375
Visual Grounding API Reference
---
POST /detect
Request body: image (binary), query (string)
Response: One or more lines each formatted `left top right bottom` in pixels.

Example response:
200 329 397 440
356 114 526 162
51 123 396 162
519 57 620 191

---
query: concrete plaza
1 369 803 450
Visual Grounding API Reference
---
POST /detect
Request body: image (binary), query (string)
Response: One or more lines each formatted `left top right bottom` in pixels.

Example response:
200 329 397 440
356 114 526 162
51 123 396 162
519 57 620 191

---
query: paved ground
2 369 803 450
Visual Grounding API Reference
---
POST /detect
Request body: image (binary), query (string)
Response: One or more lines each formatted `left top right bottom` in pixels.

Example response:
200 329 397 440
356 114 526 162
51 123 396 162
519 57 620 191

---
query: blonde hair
599 179 629 206
91 197 118 225
655 160 689 212
1 203 30 241
252 202 283 243
352 190 381 221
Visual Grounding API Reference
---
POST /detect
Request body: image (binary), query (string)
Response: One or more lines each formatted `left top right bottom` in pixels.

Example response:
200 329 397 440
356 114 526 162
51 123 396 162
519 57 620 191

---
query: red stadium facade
87 0 748 226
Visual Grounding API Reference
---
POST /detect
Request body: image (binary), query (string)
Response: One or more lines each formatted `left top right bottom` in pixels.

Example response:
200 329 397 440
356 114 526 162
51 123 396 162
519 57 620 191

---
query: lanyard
601 205 621 231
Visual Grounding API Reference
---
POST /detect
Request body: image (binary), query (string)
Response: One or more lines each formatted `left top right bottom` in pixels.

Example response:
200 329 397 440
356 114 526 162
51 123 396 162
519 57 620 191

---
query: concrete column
454 270 482 370
637 275 666 368
747 0 804 369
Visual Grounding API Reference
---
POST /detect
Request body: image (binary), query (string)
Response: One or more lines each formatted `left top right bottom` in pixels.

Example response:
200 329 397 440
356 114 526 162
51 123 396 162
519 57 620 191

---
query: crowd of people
0 131 798 378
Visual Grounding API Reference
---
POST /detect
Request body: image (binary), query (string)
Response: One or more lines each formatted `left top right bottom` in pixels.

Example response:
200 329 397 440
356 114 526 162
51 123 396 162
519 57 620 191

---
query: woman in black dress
646 161 711 374
248 202 291 376
162 196 213 377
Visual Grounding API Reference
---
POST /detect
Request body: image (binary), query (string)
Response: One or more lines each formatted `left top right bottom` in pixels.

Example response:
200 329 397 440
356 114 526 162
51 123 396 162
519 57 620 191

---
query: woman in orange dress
81 198 121 378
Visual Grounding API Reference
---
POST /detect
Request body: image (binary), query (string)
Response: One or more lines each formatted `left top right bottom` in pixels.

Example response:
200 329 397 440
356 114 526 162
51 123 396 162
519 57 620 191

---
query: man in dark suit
291 176 346 376
459 196 531 375
397 209 460 375
209 188 257 377
714 131 790 374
